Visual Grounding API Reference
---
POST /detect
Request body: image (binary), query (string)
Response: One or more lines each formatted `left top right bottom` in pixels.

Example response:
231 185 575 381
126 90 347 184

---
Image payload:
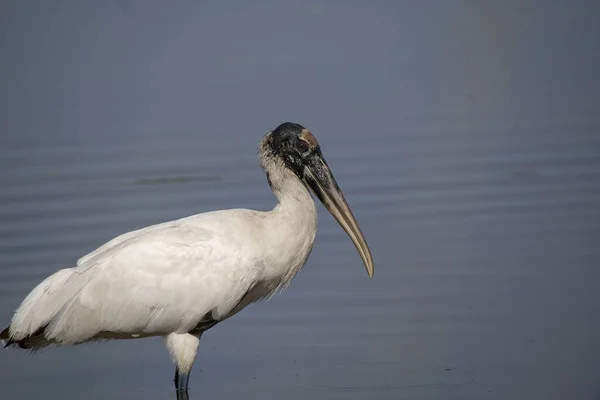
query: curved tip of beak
363 247 375 279
339 212 374 279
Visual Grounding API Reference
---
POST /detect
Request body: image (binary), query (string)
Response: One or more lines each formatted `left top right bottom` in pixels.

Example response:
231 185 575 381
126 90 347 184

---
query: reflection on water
131 175 222 186
1 1 600 400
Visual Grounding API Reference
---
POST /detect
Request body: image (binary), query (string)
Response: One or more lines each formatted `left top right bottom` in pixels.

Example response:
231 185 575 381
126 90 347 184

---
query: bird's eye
297 140 309 153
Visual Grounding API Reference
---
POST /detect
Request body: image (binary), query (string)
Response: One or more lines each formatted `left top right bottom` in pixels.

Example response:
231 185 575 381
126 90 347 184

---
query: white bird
1 122 374 392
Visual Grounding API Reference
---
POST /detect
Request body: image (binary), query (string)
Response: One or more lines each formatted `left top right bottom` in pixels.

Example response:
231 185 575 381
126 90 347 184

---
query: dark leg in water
176 388 190 400
174 366 191 391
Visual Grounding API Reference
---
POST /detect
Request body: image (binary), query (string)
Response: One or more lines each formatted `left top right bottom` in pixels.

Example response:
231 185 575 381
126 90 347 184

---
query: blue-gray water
1 1 600 399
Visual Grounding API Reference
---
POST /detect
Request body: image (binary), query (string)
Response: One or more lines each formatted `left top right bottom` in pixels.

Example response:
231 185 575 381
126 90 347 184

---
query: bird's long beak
303 151 374 278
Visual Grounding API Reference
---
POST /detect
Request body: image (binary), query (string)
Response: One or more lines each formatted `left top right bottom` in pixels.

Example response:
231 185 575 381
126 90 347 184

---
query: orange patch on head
301 129 319 149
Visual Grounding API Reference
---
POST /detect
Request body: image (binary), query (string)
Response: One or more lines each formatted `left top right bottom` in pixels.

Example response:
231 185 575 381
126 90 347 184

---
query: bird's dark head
259 122 374 278
262 122 321 179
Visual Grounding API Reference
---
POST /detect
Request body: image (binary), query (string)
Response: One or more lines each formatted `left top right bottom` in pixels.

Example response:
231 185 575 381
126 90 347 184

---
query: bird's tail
0 325 11 346
1 324 51 350
2 267 83 351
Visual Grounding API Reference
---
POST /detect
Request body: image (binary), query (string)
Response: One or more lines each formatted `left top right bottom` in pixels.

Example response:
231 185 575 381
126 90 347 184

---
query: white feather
6 159 316 351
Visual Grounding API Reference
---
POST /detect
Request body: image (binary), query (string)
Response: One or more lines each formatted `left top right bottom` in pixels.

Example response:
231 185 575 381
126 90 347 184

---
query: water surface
1 1 599 399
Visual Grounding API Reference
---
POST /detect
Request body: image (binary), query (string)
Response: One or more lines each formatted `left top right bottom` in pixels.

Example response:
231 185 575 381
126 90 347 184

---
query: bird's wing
76 219 176 267
11 218 260 344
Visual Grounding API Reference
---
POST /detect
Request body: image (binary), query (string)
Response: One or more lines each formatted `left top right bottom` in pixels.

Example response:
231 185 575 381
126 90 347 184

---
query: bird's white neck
260 159 317 288
269 163 315 215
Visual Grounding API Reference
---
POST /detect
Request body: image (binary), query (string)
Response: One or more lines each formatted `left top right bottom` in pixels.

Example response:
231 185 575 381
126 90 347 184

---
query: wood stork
1 122 374 392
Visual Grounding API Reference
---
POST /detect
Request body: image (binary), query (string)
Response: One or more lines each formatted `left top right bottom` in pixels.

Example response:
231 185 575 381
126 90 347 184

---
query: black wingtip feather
1 326 14 347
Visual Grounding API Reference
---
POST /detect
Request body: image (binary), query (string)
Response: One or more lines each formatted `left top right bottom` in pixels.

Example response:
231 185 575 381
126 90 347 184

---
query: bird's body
1 122 373 393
